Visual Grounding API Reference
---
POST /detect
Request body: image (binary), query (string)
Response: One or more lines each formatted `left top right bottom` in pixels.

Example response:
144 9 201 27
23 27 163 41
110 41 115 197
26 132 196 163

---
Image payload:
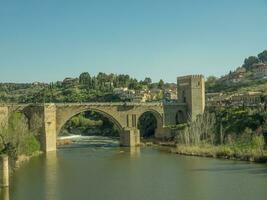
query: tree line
0 72 166 103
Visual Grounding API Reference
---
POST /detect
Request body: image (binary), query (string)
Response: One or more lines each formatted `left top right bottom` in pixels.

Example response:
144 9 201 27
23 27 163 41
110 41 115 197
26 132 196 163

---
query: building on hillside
164 89 177 102
113 87 129 94
230 92 262 106
132 93 151 103
113 87 136 101
32 82 42 86
205 92 232 107
219 67 246 84
235 67 247 74
252 63 267 79
149 88 163 101
206 92 223 106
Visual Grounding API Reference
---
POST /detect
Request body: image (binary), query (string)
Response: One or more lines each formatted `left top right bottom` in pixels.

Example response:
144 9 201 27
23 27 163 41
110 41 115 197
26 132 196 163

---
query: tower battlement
177 75 204 81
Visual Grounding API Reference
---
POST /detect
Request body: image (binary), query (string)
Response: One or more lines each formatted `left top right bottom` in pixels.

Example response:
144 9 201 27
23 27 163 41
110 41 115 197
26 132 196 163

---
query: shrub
20 135 40 156
250 134 265 155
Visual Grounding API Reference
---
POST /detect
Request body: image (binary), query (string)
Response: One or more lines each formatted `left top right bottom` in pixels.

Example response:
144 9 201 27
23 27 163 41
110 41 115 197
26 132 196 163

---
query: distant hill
206 50 267 94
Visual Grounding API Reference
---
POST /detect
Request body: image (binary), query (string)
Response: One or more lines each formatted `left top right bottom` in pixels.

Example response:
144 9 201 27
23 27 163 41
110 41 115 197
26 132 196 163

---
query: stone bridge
0 75 205 152
0 102 187 151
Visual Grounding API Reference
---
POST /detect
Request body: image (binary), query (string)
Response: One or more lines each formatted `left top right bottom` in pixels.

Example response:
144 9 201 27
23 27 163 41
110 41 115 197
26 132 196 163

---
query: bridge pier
0 155 9 188
42 104 57 152
120 128 140 147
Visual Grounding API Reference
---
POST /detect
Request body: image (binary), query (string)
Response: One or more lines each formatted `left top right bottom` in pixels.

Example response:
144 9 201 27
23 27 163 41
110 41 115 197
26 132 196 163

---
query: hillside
206 50 267 95
0 73 171 103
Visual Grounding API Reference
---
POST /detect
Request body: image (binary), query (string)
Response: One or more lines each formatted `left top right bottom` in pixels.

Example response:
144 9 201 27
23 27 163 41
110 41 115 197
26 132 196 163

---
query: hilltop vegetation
206 50 267 94
0 73 168 103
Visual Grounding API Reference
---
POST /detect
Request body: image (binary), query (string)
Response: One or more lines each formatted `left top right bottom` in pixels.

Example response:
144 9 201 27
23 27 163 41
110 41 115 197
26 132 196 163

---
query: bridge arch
138 109 163 128
56 108 124 136
137 109 164 138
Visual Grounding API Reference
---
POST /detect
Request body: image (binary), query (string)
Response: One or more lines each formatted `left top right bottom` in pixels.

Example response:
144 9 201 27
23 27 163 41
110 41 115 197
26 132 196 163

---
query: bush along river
4 136 267 200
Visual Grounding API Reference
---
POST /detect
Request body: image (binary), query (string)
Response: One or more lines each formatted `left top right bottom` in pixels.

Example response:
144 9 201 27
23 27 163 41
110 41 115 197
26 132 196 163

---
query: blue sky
0 0 267 83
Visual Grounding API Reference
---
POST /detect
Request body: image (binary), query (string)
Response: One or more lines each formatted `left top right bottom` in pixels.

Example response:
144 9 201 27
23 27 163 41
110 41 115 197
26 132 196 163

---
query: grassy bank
171 144 267 163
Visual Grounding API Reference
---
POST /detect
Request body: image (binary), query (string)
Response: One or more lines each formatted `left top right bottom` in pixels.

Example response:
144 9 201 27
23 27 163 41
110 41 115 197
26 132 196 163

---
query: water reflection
9 136 267 200
129 147 141 158
44 152 58 200
0 187 9 200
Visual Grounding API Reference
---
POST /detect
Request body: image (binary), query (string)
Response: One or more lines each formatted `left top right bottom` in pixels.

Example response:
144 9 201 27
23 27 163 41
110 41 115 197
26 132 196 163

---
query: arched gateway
0 75 205 152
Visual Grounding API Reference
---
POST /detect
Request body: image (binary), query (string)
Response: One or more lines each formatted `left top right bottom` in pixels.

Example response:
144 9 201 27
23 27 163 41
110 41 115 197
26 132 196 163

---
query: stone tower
177 75 205 121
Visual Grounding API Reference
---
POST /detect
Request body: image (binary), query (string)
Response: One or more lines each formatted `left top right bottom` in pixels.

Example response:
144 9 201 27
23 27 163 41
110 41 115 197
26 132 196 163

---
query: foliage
205 76 218 89
175 142 267 160
175 112 216 145
215 107 267 140
0 112 41 161
0 72 168 103
158 79 164 89
20 135 40 156
62 111 119 137
79 72 92 88
206 49 267 93
69 114 102 127
174 107 267 159
242 56 260 70
258 50 267 63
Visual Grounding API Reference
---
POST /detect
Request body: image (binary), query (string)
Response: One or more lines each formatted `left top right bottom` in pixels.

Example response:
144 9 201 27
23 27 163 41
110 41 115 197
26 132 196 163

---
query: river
3 136 267 200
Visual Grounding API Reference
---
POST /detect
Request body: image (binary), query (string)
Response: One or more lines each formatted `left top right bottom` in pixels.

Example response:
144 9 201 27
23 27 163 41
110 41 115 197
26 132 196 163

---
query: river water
3 136 267 200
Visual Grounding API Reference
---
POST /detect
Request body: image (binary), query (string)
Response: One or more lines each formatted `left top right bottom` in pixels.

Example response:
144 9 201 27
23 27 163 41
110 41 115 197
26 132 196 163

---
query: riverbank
141 138 267 164
14 151 42 169
169 144 267 164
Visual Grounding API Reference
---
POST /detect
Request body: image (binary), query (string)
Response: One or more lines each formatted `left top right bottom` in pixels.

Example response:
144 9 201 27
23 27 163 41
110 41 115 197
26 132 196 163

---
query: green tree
0 112 40 161
79 72 92 88
206 76 217 89
242 56 260 70
143 77 152 85
258 50 267 63
158 79 164 89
